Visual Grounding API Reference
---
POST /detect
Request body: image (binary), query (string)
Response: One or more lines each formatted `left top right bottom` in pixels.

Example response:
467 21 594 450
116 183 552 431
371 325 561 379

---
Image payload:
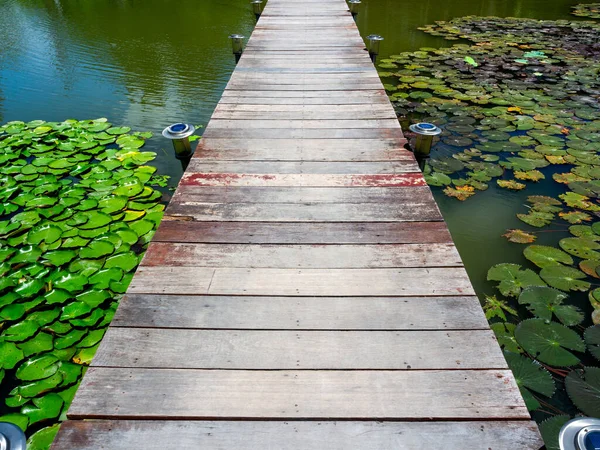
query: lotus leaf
103 251 139 272
487 263 546 297
3 320 39 342
539 415 570 450
539 265 590 292
523 245 573 268
565 367 600 417
585 326 600 361
504 351 555 411
89 268 124 289
53 273 88 292
503 229 536 244
21 393 64 425
559 237 600 259
54 328 87 349
79 240 114 259
76 289 111 307
17 332 54 357
44 250 77 266
26 424 61 450
515 318 584 366
16 355 60 381
519 286 583 326
0 342 25 369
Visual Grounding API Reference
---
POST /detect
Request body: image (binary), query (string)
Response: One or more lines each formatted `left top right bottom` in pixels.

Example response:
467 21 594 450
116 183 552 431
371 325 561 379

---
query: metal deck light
229 34 245 63
348 0 361 18
366 34 383 63
0 422 26 450
251 0 263 20
559 417 600 450
409 122 442 158
162 123 196 170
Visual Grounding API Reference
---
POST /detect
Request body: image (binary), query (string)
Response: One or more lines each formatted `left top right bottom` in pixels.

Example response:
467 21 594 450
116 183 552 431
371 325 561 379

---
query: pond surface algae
51 0 542 448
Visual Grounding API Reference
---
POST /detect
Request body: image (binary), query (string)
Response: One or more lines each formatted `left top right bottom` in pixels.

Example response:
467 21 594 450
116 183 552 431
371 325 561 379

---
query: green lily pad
490 322 522 354
98 195 128 214
0 341 25 369
103 251 139 272
53 273 88 292
585 326 600 361
565 367 600 417
519 286 583 326
106 126 131 135
487 263 546 297
14 371 63 397
539 415 570 450
523 245 573 268
60 301 93 320
44 249 77 266
0 413 29 432
3 320 39 342
559 237 600 259
517 211 554 228
79 239 115 259
9 245 43 264
17 332 54 357
114 177 144 197
16 354 60 381
89 268 124 289
76 289 111 307
515 318 584 366
21 393 64 425
26 424 61 450
504 351 555 410
539 265 590 292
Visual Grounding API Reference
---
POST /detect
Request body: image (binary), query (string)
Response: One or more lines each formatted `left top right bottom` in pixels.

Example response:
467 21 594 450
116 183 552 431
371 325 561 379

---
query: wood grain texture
128 267 476 296
92 329 506 370
153 221 452 244
52 420 544 450
140 243 463 268
111 295 488 330
67 368 529 420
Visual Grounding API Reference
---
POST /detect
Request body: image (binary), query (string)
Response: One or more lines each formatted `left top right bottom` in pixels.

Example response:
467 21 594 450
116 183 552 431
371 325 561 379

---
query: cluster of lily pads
380 4 600 449
0 118 166 448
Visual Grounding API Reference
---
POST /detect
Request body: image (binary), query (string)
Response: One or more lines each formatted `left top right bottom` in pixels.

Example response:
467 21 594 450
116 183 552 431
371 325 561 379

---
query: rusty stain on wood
51 0 541 447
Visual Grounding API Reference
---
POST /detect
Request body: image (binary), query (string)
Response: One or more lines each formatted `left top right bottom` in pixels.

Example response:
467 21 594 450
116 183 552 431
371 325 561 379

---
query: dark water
0 0 594 299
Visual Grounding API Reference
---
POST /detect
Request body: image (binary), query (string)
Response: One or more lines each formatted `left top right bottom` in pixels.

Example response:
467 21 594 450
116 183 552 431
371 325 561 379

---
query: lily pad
539 265 590 292
504 351 555 410
487 263 546 297
565 367 600 417
519 286 583 326
523 245 573 268
16 355 60 381
503 229 536 244
514 318 584 366
559 237 600 259
585 326 600 361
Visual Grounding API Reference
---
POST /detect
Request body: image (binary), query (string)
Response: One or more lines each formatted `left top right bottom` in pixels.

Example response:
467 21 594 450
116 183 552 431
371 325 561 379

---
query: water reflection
0 0 255 179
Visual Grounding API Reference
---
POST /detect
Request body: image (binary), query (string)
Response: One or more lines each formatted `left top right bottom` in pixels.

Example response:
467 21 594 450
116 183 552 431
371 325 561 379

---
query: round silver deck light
559 417 600 450
0 422 27 450
348 0 361 17
229 34 245 62
366 34 384 63
162 123 196 160
409 122 442 157
251 0 263 20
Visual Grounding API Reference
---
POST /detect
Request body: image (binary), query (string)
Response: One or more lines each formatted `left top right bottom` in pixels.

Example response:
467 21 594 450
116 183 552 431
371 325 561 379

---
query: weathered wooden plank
194 138 407 161
211 109 395 120
164 201 440 222
51 420 544 450
67 368 528 419
179 172 423 187
170 186 437 204
206 119 399 129
184 160 415 174
128 267 475 296
92 329 506 370
217 95 390 104
152 221 453 244
140 243 463 268
201 128 405 139
112 295 487 330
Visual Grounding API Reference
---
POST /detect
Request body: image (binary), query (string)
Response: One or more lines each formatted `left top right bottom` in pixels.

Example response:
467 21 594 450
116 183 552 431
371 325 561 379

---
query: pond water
0 0 593 296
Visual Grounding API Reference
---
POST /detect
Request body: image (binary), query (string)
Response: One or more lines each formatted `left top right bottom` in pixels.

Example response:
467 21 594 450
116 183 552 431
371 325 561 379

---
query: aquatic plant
0 118 165 448
380 4 600 448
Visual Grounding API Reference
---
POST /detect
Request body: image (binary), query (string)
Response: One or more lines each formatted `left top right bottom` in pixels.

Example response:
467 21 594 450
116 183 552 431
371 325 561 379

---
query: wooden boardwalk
52 0 543 448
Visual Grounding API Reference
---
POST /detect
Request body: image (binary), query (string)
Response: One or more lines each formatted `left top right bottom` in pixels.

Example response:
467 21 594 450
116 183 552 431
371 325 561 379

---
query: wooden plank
128 267 476 296
179 172 423 188
67 368 528 419
164 201 441 222
206 119 400 129
201 128 406 139
140 243 462 268
169 186 437 204
52 420 544 450
112 295 487 330
92 329 506 370
152 221 453 244
184 160 416 174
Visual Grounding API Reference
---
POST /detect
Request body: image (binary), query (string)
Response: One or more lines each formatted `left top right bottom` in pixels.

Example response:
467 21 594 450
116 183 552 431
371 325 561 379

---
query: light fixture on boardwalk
559 417 600 450
251 0 263 20
409 122 442 169
0 422 26 450
162 123 196 170
229 34 246 63
348 0 361 19
366 34 383 63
